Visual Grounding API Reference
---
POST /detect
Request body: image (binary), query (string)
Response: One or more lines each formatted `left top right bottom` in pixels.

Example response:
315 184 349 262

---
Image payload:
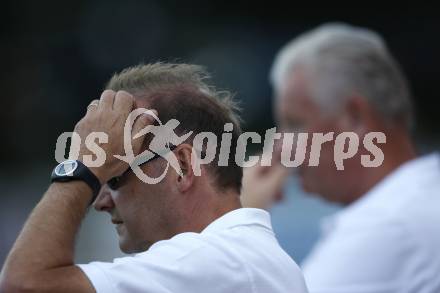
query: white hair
270 22 414 129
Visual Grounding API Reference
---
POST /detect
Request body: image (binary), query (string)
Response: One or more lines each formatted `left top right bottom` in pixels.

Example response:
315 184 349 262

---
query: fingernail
118 90 132 97
102 89 114 94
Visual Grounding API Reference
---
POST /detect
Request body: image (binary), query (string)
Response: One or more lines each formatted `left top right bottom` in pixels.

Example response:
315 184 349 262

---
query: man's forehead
134 96 151 109
280 68 308 96
280 72 317 110
274 70 326 131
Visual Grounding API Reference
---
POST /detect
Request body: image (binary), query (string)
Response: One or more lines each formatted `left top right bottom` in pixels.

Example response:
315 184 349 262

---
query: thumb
262 165 290 202
131 109 158 153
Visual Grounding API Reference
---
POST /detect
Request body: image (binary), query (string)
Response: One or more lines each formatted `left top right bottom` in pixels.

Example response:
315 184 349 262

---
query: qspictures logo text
54 108 386 184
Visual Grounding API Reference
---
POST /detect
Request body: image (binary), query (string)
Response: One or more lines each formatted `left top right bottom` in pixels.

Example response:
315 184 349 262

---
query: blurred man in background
242 23 440 292
0 63 308 293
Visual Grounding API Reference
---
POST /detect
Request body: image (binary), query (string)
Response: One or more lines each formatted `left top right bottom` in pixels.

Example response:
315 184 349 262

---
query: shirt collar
324 153 440 229
201 208 273 234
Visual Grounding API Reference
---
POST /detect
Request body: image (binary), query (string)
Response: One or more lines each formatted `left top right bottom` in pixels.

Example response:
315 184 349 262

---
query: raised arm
0 90 153 292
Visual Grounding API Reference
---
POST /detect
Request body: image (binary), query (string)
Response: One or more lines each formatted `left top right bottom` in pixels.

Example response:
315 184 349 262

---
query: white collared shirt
302 153 440 293
78 208 308 293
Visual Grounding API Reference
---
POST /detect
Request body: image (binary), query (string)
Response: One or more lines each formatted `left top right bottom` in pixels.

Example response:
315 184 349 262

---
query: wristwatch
51 159 102 204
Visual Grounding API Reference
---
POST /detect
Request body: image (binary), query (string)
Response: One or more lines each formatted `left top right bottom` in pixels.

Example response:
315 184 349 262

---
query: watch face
54 160 78 176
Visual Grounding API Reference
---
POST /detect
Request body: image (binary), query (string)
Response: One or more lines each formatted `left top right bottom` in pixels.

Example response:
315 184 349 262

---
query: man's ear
174 144 195 193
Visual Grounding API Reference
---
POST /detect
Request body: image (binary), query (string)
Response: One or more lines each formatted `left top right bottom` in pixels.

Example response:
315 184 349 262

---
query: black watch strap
51 160 102 204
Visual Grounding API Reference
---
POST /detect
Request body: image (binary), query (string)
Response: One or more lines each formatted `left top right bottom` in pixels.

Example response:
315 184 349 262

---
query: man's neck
178 190 242 234
347 129 417 205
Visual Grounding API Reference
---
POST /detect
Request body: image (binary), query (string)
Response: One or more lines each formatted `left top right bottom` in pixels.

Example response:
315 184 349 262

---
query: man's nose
93 185 115 212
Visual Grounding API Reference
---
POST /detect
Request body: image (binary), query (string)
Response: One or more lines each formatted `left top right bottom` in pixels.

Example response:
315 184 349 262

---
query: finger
264 165 290 192
99 90 116 110
272 139 283 163
133 124 154 139
132 110 158 135
113 90 134 114
258 164 273 175
131 109 158 154
86 99 99 115
257 166 289 209
258 148 283 174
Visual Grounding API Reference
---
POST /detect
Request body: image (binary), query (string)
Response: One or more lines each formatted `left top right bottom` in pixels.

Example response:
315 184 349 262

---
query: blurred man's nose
93 185 115 212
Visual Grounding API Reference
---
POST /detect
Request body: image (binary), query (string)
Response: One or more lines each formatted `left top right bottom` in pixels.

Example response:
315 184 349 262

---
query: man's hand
240 162 290 210
240 140 291 210
74 90 155 183
0 90 156 293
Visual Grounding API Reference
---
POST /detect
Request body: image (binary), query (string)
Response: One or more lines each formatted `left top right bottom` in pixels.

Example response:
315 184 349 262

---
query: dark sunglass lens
107 177 120 190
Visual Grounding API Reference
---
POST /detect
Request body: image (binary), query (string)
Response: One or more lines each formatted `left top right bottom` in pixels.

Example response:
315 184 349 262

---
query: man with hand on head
241 23 440 292
0 63 308 293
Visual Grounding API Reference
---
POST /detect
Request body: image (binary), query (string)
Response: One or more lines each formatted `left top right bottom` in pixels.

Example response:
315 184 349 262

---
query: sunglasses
107 144 177 190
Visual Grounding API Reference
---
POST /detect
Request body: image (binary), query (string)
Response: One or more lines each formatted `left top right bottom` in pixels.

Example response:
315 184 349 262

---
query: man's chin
119 239 137 254
118 238 151 254
117 231 136 253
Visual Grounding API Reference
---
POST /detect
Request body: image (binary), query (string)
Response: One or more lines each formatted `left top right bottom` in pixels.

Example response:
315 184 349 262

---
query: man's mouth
111 219 123 225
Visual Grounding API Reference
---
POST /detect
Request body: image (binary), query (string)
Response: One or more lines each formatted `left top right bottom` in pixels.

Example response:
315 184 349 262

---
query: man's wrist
75 154 115 184
81 165 106 185
51 160 102 204
50 181 95 206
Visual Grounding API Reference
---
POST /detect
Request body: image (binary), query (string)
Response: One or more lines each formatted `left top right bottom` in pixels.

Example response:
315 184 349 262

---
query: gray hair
270 23 414 129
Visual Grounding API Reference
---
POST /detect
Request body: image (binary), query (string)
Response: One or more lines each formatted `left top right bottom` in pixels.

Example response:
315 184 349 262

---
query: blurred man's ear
175 144 195 193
